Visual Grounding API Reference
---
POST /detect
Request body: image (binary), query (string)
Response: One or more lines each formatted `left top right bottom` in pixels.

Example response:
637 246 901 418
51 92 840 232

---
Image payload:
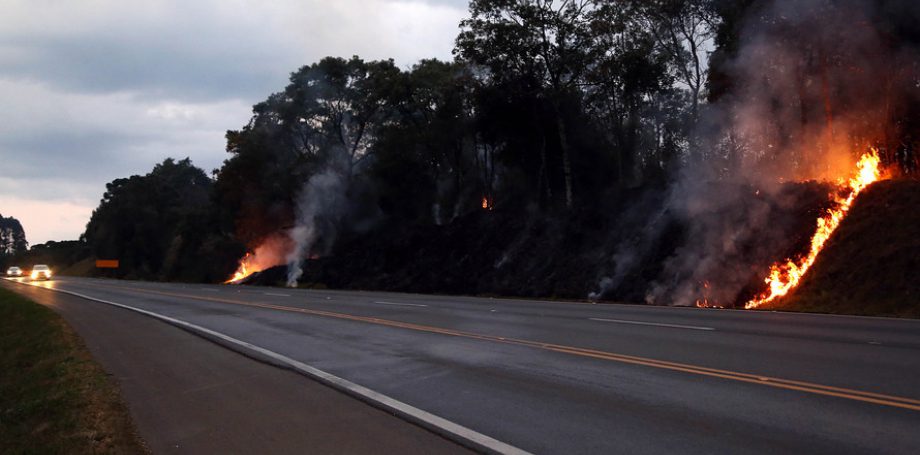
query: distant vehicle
30 265 52 280
6 266 22 277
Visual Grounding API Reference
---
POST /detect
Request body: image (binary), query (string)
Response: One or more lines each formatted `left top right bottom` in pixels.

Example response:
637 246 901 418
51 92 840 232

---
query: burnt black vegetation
4 0 919 311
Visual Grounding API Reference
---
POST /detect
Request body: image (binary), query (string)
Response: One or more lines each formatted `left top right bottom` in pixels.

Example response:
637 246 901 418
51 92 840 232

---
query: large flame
745 149 883 309
224 234 292 284
225 253 257 284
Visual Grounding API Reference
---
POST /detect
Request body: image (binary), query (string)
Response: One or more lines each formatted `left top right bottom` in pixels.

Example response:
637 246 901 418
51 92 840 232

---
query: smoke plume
635 0 920 306
285 169 348 287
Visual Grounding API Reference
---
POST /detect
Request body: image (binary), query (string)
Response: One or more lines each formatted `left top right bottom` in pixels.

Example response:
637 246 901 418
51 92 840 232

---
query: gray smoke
637 0 918 306
644 179 783 306
588 203 669 301
285 169 348 287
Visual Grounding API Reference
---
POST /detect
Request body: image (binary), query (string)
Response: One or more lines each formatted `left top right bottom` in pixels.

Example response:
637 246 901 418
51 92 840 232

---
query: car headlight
31 272 38 279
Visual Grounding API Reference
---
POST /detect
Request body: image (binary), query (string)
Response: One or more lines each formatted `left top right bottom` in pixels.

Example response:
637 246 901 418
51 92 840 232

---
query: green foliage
83 158 213 280
72 1 733 281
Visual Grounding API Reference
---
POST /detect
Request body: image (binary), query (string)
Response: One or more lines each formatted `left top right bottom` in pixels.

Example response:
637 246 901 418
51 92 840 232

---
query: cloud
0 196 94 245
0 78 250 194
0 0 467 243
0 0 467 101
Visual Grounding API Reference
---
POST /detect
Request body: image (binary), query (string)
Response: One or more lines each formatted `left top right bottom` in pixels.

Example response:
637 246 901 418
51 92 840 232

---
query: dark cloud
0 0 466 101
0 130 139 180
2 35 290 102
0 0 467 242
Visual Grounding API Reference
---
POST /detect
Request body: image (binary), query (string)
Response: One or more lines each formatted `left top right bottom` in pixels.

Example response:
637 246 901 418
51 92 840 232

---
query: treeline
0 214 28 258
218 0 721 253
35 0 920 283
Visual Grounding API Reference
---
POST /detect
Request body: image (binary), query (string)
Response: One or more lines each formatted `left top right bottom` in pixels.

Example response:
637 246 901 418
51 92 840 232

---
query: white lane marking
375 301 428 308
11 280 529 455
263 292 291 297
589 317 715 331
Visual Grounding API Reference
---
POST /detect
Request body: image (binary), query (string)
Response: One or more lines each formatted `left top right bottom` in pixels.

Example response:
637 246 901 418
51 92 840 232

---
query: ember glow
695 281 723 308
224 235 292 284
745 149 883 309
225 253 257 283
481 195 493 210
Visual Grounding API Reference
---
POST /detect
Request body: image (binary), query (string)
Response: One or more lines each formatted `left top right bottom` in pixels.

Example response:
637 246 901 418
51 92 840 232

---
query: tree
705 0 920 177
83 158 212 279
0 214 28 256
456 0 600 207
373 59 479 224
633 0 715 124
216 56 404 246
282 56 402 177
585 3 674 182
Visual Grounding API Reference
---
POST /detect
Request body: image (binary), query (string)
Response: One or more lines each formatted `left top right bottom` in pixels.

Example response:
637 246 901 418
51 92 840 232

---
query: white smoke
285 169 348 287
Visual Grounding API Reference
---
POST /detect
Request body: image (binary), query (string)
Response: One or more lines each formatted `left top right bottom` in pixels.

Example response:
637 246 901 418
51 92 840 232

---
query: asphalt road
1 278 470 455
4 276 920 454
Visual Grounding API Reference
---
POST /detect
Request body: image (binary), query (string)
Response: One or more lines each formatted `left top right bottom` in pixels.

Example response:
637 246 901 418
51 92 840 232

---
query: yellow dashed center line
80 281 920 412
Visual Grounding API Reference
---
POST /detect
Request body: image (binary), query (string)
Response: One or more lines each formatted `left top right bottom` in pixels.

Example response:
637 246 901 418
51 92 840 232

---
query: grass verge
0 286 147 454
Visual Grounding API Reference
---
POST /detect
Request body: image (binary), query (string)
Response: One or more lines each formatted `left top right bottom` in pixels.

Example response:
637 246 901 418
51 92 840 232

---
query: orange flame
225 253 257 283
482 195 494 210
695 281 724 308
745 149 883 309
224 234 291 284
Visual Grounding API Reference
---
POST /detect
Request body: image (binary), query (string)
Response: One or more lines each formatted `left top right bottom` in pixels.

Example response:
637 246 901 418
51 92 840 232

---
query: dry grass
766 179 920 318
0 287 147 454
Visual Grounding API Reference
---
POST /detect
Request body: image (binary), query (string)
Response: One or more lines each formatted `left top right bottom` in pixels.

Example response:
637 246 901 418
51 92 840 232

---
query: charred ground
5 1 919 318
249 180 841 309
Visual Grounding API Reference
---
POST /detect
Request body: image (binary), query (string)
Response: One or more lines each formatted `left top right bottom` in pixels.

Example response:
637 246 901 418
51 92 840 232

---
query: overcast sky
0 0 468 245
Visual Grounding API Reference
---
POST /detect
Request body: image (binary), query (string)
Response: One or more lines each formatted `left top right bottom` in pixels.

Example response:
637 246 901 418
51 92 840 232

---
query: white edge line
263 292 291 297
375 300 428 308
589 317 715 331
4 279 528 455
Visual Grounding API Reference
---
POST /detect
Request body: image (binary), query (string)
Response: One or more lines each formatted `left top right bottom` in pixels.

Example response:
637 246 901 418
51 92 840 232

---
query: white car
6 266 22 277
30 264 52 280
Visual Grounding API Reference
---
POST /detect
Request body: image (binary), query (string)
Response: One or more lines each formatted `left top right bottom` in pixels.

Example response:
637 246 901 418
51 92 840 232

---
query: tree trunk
553 106 574 208
537 132 551 205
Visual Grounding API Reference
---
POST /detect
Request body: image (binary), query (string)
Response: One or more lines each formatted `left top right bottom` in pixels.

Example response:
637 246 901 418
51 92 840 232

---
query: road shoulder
1 280 468 455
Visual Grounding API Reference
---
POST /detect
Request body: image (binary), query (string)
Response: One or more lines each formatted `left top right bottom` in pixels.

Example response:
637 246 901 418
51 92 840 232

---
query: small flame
695 281 723 308
481 195 494 210
745 149 883 309
225 253 260 284
224 234 292 284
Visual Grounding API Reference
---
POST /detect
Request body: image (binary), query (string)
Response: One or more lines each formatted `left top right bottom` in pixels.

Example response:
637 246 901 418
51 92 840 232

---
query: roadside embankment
766 179 920 317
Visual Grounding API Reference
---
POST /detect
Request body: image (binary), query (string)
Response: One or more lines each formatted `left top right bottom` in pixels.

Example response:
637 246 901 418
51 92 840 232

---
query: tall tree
585 1 674 182
83 158 212 279
373 59 479 224
0 214 28 256
456 0 600 207
216 56 404 246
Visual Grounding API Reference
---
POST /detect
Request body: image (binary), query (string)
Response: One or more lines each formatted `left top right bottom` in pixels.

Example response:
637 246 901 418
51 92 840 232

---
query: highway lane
1 279 471 454
7 276 920 454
